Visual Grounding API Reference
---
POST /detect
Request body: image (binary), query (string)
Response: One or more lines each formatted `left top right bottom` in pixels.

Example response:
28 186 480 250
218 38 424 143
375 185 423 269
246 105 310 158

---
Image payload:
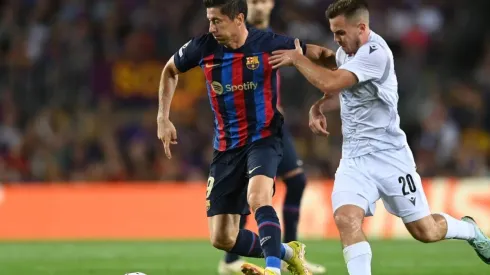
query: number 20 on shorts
399 174 417 196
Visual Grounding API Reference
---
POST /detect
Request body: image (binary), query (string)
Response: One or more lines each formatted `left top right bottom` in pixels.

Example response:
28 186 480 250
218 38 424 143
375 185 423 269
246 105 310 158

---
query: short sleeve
339 43 388 83
269 33 308 53
335 47 343 68
173 36 206 73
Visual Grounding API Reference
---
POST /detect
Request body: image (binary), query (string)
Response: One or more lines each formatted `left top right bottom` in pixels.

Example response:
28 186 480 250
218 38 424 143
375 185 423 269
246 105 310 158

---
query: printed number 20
398 174 416 196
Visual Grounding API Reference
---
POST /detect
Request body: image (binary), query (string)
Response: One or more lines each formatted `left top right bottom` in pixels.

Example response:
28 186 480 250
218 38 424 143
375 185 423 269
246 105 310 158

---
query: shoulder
248 27 273 41
355 41 389 65
249 27 290 43
178 33 217 57
335 47 345 66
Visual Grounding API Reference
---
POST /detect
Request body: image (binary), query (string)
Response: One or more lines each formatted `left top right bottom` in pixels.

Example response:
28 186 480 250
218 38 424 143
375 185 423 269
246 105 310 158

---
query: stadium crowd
0 0 489 182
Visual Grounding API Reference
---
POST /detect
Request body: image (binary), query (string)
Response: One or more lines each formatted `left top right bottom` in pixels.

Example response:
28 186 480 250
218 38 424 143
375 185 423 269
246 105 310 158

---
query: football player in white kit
269 0 490 274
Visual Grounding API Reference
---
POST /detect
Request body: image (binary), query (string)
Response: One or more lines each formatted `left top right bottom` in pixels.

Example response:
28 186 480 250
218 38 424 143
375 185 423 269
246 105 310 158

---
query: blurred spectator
0 0 488 183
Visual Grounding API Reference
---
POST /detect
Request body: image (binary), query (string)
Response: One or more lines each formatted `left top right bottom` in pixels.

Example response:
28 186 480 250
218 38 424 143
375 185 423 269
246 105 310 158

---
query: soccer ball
125 273 146 275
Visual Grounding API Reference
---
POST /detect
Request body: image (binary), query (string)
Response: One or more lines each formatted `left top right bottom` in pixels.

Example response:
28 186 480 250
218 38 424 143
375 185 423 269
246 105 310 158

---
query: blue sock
281 244 287 259
282 173 306 243
228 229 263 258
255 205 282 270
225 215 248 263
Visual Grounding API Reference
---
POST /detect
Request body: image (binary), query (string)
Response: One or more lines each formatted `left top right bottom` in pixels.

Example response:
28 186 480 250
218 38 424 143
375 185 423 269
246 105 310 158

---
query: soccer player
157 1 335 274
269 0 490 274
219 0 328 274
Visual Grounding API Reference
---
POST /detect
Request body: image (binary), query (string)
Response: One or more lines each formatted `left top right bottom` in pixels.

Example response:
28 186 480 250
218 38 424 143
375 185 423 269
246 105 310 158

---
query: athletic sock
256 205 282 272
440 213 476 240
228 229 263 258
343 241 372 275
224 216 248 263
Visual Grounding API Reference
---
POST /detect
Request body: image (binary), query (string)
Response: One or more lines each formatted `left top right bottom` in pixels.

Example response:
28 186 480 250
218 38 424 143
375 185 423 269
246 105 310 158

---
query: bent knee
247 192 271 212
210 232 236 251
334 206 365 231
248 175 274 211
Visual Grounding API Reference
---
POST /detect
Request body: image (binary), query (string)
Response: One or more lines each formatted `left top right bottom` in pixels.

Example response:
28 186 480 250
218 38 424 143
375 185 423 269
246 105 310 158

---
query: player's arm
271 41 388 96
271 34 336 69
293 58 352 95
158 38 203 158
317 93 340 112
304 44 337 70
158 58 181 120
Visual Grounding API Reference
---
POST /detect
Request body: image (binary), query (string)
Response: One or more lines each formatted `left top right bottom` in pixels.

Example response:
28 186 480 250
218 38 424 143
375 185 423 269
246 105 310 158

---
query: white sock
265 267 281 274
281 243 294 261
440 213 476 240
343 241 372 275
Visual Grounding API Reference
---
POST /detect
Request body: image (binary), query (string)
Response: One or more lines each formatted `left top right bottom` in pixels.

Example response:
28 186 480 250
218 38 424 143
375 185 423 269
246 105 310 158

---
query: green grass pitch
0 240 487 274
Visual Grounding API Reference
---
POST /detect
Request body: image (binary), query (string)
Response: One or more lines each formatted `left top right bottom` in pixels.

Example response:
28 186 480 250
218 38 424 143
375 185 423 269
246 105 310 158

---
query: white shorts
332 146 431 223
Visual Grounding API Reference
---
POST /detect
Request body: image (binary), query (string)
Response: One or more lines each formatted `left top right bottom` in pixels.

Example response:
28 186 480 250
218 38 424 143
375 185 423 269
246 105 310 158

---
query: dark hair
326 0 369 19
203 0 248 20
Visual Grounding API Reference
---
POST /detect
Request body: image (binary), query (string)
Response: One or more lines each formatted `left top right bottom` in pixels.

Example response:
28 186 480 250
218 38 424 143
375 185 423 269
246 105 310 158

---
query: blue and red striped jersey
174 27 306 151
248 25 284 109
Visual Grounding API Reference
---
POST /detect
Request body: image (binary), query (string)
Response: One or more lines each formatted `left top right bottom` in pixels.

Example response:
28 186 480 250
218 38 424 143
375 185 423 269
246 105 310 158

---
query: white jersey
336 31 408 158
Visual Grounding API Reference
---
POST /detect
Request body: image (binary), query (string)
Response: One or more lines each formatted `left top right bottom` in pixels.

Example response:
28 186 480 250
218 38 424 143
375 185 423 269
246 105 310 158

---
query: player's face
329 15 364 54
247 0 274 25
207 8 245 45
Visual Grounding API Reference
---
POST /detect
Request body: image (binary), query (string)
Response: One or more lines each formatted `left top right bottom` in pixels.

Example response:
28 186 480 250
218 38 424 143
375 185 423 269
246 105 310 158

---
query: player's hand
157 116 178 159
270 38 303 69
309 103 329 136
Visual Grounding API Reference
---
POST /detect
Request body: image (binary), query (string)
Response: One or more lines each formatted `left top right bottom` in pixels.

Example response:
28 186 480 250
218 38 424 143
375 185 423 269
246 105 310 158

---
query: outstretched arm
271 34 336 70
270 39 356 95
271 39 390 97
304 44 337 70
292 54 355 95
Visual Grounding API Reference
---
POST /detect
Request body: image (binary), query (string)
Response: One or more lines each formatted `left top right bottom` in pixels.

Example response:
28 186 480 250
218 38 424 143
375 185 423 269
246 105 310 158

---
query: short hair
203 0 248 20
326 0 369 20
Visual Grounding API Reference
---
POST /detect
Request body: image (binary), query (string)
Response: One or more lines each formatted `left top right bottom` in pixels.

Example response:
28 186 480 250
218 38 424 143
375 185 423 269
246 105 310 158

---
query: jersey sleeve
269 33 308 53
335 47 343 68
339 42 388 83
173 36 206 73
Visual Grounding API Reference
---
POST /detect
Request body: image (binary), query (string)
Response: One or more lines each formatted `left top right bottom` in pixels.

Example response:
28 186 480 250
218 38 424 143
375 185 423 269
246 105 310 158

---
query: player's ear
236 13 245 25
358 23 366 35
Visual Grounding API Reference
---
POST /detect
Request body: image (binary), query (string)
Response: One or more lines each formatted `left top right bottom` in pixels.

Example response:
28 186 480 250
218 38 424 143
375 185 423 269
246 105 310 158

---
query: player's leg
404 213 480 243
277 128 306 243
375 147 490 264
400 182 490 263
277 128 326 273
247 174 282 274
332 158 380 275
242 135 310 275
209 213 264 259
333 202 374 275
219 216 248 275
207 150 263 259
392 189 490 263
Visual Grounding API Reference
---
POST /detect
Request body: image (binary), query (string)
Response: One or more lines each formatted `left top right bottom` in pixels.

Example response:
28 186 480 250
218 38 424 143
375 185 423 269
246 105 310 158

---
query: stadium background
0 0 489 274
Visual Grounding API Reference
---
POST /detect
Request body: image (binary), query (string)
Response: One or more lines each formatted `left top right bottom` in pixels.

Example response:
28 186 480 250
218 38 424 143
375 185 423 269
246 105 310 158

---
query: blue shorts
206 135 283 217
277 127 302 177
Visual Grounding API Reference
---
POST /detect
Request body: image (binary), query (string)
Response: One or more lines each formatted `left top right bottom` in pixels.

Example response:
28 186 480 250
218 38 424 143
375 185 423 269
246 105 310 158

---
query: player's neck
350 29 371 55
226 28 249 49
249 20 270 30
360 29 371 46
